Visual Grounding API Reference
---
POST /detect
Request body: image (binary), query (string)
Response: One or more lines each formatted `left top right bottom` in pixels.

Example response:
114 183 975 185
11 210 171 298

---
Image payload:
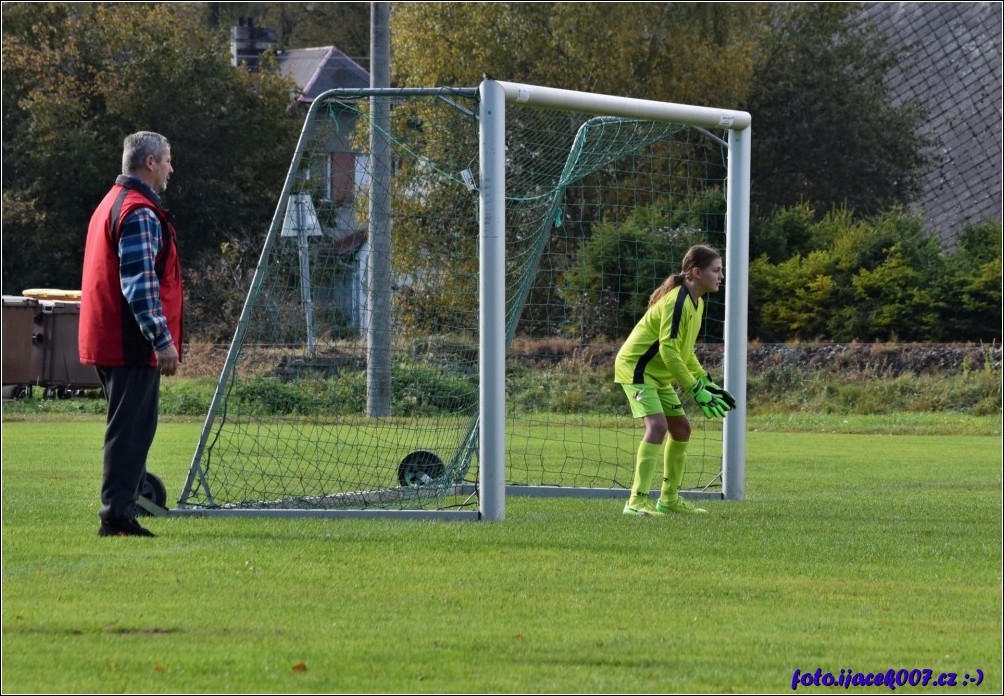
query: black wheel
135 472 168 515
397 450 446 487
12 384 31 399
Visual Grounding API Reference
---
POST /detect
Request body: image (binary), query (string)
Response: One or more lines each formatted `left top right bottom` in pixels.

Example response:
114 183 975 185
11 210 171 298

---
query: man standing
80 131 183 537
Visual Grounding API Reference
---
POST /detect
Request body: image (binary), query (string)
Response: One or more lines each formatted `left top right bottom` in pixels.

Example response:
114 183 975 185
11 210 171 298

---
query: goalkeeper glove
690 378 728 419
702 374 736 411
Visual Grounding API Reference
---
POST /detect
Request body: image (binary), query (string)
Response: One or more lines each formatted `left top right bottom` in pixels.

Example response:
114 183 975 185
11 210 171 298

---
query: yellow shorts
620 383 685 419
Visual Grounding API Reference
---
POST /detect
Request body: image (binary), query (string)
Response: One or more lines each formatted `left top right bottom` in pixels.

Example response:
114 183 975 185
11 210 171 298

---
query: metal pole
296 197 316 359
479 80 506 522
366 2 392 417
723 125 751 501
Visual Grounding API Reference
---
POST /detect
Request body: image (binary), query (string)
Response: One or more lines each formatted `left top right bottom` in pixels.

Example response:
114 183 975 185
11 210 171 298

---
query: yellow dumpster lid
22 288 82 301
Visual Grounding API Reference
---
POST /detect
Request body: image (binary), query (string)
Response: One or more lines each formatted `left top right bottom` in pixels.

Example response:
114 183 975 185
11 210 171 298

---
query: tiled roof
277 46 369 103
862 2 1003 241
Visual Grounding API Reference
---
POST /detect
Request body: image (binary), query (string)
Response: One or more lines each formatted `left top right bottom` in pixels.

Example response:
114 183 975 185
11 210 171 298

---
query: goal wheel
397 450 445 487
136 472 168 515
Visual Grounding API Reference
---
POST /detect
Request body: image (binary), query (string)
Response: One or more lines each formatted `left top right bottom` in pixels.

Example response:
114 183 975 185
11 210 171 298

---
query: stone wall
507 340 1002 378
698 343 1002 378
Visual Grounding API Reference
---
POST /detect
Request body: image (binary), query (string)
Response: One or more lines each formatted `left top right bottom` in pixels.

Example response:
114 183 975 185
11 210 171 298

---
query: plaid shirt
117 178 173 352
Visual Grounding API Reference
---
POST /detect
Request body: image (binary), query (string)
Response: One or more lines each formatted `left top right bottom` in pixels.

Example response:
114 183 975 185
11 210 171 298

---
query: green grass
2 420 1001 693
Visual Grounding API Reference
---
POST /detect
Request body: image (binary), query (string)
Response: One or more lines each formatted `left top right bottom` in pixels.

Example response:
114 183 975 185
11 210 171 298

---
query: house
277 45 371 331
232 22 372 329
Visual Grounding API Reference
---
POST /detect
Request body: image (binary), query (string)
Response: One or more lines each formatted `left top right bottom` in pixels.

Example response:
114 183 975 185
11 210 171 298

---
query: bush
160 379 216 416
560 197 718 341
750 208 1001 343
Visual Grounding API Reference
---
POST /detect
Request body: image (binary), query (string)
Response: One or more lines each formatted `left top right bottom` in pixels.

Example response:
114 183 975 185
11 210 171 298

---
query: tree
747 3 931 218
748 201 817 263
194 2 370 59
2 3 301 340
942 220 1003 341
390 3 765 338
392 3 767 107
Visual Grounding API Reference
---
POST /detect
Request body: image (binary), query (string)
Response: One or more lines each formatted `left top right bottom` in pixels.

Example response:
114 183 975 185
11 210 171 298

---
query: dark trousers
97 366 160 521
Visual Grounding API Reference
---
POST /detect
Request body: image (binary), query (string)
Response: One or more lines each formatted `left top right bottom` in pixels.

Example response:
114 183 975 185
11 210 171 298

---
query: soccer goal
175 80 750 521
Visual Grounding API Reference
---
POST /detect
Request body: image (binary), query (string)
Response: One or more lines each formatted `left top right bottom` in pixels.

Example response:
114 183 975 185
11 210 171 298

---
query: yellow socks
659 439 690 503
628 441 662 505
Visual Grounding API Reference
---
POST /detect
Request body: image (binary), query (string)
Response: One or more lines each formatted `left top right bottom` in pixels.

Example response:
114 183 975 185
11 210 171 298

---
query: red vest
79 180 184 367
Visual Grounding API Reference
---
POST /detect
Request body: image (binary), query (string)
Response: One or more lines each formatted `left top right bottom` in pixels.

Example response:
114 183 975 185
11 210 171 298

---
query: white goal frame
477 81 751 521
171 80 751 522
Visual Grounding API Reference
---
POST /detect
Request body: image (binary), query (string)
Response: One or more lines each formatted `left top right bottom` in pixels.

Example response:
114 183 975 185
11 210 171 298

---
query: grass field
1 418 1001 693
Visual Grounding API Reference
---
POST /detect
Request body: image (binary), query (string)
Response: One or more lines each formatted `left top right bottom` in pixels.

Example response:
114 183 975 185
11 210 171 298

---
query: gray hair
122 131 170 175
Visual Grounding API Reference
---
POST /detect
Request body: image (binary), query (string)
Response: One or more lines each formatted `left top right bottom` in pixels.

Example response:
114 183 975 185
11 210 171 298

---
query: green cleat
623 498 667 517
655 497 708 515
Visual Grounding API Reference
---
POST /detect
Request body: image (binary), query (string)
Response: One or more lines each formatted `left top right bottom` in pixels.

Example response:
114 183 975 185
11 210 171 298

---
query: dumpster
2 295 40 397
31 299 102 397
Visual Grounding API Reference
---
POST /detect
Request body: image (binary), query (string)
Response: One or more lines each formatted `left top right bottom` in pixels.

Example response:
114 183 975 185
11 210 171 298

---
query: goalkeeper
614 244 735 516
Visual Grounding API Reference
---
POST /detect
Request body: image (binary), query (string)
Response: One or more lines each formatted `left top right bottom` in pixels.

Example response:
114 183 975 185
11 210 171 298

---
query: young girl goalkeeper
614 244 735 516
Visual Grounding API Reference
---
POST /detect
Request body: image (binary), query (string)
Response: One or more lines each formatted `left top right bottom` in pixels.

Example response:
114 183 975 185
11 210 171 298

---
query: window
330 151 356 205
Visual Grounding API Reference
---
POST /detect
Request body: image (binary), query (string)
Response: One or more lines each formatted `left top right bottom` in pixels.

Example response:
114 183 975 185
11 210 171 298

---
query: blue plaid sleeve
118 208 174 351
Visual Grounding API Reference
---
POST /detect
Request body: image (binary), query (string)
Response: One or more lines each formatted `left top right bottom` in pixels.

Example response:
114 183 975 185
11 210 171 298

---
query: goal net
177 81 750 520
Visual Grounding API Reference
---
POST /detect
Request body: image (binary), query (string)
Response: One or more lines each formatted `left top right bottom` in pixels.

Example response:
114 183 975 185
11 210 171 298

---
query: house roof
277 46 369 103
861 2 1003 241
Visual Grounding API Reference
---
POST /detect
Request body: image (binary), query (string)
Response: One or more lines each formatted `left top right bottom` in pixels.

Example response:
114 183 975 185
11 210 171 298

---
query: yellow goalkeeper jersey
614 284 705 391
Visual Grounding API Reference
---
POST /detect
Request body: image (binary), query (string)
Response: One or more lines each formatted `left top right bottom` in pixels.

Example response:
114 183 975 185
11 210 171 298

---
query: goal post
723 125 751 503
479 80 507 522
175 81 751 521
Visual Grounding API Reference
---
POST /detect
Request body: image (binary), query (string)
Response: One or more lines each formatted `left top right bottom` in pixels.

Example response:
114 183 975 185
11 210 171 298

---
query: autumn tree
388 3 766 336
392 2 767 107
2 2 301 339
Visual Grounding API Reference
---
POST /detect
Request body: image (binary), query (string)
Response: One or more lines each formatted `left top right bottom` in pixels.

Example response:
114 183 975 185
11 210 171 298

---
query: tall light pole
366 2 392 417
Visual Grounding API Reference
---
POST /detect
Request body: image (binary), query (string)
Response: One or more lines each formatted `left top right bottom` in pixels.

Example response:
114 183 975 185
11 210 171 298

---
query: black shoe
98 518 156 537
